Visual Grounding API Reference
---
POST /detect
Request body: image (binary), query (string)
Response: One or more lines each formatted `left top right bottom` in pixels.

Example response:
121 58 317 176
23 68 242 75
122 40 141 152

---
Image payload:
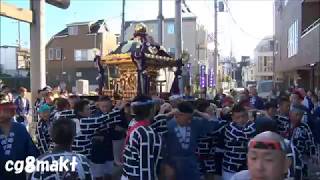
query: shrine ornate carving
101 23 178 99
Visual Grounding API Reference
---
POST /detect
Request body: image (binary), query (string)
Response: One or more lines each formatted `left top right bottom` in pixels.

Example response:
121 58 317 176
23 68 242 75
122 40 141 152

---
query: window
74 49 95 61
49 48 54 60
264 57 267 66
167 23 174 34
284 0 288 6
48 48 62 60
275 40 279 55
74 50 82 61
68 26 78 36
76 72 82 77
168 48 176 56
55 48 62 60
288 20 298 58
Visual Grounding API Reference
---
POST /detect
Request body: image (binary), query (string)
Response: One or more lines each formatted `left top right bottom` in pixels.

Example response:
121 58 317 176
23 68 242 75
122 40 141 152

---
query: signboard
200 65 206 88
208 68 215 87
186 63 191 85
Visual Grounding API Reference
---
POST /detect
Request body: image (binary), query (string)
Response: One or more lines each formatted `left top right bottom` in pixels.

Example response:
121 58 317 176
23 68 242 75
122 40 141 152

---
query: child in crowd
36 104 53 154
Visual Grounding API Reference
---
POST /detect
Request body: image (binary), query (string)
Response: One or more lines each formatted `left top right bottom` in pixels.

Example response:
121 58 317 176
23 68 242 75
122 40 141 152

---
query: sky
0 0 274 60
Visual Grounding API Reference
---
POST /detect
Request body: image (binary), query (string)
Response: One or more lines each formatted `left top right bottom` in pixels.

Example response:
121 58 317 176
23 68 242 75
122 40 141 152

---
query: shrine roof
102 39 176 67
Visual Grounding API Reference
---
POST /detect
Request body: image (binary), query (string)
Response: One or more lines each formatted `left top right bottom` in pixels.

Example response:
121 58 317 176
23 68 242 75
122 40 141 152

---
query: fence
0 76 30 91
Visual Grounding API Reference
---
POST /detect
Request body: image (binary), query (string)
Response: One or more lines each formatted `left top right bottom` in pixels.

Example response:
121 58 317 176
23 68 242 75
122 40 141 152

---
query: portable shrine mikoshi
100 23 182 99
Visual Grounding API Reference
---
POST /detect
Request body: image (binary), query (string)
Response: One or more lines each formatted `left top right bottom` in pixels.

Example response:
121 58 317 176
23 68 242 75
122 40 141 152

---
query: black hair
44 91 54 98
55 98 70 111
131 95 153 120
311 95 318 101
69 95 80 100
195 99 210 112
264 102 277 110
177 101 194 114
279 96 290 105
50 117 76 146
232 103 246 114
37 89 42 94
98 95 111 102
74 99 90 115
60 90 68 94
185 85 191 90
255 117 278 134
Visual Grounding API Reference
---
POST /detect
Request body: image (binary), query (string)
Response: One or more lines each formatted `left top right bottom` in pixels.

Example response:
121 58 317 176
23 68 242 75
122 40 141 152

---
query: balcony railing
301 18 320 37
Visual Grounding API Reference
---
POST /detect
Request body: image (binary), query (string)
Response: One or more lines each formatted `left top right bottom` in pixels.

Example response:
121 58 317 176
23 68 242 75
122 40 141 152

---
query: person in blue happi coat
14 87 30 128
0 93 39 179
249 87 264 110
163 101 222 180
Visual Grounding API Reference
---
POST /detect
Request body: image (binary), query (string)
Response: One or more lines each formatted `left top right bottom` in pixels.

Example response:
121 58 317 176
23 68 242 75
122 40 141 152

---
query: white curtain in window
74 50 82 61
55 48 62 60
49 48 54 60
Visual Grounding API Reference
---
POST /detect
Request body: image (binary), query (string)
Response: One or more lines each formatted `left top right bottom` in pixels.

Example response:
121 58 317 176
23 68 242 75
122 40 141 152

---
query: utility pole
158 0 164 45
175 0 183 94
30 0 46 103
121 0 126 42
214 0 219 89
175 0 182 59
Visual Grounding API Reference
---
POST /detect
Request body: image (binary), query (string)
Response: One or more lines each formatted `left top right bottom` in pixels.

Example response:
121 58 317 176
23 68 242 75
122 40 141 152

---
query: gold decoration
148 46 158 55
134 23 147 34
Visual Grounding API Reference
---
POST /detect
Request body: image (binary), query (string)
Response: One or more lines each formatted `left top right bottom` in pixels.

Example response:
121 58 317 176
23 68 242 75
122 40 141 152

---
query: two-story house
46 19 117 91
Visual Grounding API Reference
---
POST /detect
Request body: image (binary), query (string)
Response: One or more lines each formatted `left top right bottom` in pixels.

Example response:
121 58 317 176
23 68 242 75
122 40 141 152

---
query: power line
105 14 123 22
182 0 197 17
222 0 265 40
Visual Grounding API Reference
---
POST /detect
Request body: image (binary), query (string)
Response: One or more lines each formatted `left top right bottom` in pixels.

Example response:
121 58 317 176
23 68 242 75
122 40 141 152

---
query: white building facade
254 36 274 81
242 64 256 87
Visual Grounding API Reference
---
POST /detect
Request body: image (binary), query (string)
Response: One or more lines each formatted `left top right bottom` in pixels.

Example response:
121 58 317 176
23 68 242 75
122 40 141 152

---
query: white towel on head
169 95 182 101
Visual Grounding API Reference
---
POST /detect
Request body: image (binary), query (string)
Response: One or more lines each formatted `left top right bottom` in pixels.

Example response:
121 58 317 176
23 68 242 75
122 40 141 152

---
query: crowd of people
0 84 319 180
